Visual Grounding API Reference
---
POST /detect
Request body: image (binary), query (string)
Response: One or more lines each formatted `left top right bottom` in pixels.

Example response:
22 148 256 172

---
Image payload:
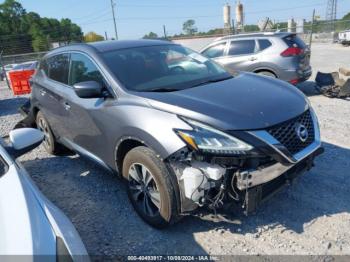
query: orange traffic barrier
9 70 35 95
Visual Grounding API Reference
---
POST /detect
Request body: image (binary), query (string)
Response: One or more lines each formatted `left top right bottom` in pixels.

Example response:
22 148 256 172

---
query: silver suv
22 40 323 228
200 32 312 85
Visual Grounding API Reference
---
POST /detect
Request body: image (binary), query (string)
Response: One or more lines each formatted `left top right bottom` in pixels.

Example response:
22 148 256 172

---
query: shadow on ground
297 81 321 97
22 141 350 255
0 97 28 117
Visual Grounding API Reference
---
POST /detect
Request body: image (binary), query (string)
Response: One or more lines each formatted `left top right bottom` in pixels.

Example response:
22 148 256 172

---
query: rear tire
36 111 64 155
122 146 181 228
257 71 277 78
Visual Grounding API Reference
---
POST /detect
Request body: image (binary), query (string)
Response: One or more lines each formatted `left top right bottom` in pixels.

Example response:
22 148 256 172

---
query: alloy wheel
128 163 161 217
37 117 51 149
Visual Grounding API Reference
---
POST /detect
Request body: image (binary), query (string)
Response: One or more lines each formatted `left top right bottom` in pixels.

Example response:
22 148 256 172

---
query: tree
342 12 350 21
0 0 26 34
196 28 223 36
336 12 350 32
84 31 104 42
183 19 197 35
244 25 260 32
0 0 83 55
142 32 158 39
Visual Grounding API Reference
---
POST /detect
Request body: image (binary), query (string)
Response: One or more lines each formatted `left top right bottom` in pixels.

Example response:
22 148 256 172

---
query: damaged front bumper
243 147 323 214
236 141 324 191
168 108 324 215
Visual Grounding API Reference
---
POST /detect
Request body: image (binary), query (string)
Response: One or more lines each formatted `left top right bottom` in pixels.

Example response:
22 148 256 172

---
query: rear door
32 54 70 137
220 39 258 72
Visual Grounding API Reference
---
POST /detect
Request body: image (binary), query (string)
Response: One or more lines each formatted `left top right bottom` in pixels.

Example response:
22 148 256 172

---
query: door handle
40 90 46 96
64 102 71 111
249 57 258 61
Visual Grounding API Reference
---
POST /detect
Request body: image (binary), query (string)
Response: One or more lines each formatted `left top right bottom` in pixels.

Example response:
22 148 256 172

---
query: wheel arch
115 137 145 175
113 124 186 175
253 68 278 78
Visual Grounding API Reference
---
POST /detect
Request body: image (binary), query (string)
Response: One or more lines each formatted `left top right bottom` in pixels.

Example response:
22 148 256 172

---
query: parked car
200 32 312 85
339 29 350 46
4 63 17 72
11 61 39 71
21 40 323 228
1 63 17 81
0 128 88 258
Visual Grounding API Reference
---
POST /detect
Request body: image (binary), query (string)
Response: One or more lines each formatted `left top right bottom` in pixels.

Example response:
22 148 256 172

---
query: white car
0 128 88 260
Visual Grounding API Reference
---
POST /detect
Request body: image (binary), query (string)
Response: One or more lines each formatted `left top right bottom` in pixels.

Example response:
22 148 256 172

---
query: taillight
289 78 299 85
280 47 303 57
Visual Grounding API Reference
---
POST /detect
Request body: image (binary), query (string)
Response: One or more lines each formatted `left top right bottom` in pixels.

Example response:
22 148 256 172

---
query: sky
16 0 350 39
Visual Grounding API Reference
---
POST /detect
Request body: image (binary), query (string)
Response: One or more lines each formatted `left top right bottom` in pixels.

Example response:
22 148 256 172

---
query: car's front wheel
122 146 181 228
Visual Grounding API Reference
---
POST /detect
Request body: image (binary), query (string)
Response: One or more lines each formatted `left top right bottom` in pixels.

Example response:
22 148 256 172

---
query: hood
137 73 309 130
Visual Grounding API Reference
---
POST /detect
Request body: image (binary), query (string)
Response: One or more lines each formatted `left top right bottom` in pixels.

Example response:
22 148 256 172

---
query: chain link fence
1 51 47 65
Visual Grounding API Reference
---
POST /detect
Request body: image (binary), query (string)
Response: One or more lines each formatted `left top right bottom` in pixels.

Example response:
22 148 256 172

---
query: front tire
122 146 181 228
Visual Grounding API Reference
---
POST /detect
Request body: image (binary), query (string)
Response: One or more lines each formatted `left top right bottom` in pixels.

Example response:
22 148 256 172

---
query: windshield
102 44 231 92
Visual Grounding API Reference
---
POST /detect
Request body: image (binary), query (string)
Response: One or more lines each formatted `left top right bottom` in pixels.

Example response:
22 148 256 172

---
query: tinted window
258 39 272 51
228 40 256 56
47 54 70 84
102 44 230 92
69 53 104 86
40 59 49 75
283 34 306 48
202 43 226 58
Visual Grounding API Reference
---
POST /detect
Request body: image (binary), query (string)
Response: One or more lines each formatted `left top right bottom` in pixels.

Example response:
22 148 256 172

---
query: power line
110 0 118 40
74 10 112 25
105 2 330 22
70 7 110 21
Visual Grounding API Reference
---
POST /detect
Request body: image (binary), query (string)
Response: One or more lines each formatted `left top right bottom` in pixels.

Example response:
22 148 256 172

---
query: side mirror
8 128 44 158
73 81 103 98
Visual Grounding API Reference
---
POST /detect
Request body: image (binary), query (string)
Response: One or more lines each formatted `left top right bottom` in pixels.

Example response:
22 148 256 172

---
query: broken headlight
175 118 253 154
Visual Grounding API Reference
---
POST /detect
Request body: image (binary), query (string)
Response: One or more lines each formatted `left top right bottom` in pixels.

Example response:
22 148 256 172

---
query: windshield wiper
145 87 181 92
191 75 233 88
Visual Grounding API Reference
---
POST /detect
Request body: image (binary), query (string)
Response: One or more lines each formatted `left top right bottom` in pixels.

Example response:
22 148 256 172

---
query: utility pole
325 0 338 32
110 0 118 40
309 9 316 49
163 25 167 39
231 19 235 34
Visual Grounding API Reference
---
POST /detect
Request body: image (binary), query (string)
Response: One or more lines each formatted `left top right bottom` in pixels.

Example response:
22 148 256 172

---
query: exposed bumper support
236 145 324 190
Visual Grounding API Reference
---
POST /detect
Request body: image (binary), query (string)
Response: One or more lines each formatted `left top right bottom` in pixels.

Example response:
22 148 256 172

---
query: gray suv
200 32 312 85
24 40 323 228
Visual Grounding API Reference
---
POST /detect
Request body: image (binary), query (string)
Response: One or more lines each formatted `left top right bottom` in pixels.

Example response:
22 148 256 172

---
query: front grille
267 110 315 155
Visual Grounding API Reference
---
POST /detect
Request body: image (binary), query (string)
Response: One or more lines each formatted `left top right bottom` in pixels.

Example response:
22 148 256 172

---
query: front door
59 52 112 163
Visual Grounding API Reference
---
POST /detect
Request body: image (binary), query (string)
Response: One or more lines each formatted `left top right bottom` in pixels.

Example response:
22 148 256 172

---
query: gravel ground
0 43 350 257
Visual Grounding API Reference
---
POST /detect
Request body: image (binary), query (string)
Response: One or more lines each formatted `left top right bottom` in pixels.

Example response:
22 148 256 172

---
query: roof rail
214 31 290 42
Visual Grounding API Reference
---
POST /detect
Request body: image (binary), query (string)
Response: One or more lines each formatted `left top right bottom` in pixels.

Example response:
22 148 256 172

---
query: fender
113 125 187 170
